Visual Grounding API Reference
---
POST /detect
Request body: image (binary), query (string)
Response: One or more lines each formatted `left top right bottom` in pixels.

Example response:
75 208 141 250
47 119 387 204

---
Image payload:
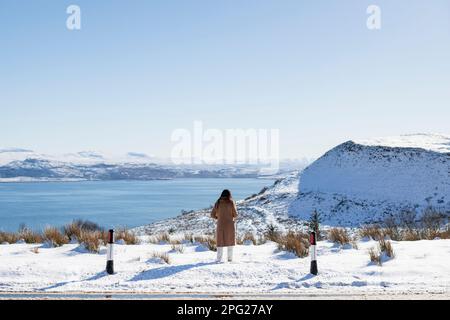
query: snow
290 134 450 226
136 133 449 234
0 239 448 296
356 133 450 154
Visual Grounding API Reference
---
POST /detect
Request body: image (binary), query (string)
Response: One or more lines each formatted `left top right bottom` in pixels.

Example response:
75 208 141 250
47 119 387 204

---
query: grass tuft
171 244 185 253
328 228 351 246
115 228 139 245
276 231 309 258
151 251 170 264
43 227 69 247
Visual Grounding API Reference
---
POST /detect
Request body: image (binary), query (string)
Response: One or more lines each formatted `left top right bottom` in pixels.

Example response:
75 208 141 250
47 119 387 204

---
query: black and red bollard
309 231 318 275
106 229 114 275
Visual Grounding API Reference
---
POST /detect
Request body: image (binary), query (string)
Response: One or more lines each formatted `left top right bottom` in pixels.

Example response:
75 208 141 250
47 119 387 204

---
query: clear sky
1 0 449 159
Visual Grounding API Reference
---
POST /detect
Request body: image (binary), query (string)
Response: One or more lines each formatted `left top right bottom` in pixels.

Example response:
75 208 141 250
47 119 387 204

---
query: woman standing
211 189 238 262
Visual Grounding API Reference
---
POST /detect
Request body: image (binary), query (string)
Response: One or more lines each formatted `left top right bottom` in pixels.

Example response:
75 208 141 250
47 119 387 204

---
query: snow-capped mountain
136 133 450 235
289 133 450 226
0 149 307 181
0 149 159 166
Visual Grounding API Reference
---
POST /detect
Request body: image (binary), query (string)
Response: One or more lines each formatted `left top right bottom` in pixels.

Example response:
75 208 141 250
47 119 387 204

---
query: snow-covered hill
136 134 450 235
289 133 450 226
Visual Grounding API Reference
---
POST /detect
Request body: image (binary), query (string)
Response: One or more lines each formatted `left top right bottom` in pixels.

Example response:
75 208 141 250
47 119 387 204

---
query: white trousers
217 246 234 262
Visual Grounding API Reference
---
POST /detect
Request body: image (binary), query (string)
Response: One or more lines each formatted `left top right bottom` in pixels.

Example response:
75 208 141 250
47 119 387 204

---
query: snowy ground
0 238 448 298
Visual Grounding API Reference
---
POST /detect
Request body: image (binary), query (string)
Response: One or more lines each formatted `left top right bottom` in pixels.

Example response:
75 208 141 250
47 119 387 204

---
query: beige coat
211 198 238 247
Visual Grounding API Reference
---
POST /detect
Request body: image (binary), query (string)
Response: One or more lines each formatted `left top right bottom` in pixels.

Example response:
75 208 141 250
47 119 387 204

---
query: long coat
211 198 238 247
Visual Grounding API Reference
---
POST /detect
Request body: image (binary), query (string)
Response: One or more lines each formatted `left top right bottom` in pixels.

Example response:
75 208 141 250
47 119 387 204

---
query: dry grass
78 231 105 253
151 251 170 264
63 220 104 242
0 231 20 244
264 224 281 242
379 239 394 258
368 239 395 266
276 231 309 258
115 228 139 245
359 211 449 242
351 239 359 250
239 233 257 245
182 233 194 243
63 222 82 241
171 244 185 253
43 227 69 247
328 228 351 245
401 229 421 241
194 235 217 251
368 247 382 266
150 232 171 244
435 227 450 239
17 229 43 244
359 224 384 241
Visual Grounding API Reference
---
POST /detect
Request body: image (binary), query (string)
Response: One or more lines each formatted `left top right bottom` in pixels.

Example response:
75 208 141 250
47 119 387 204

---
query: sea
0 178 274 232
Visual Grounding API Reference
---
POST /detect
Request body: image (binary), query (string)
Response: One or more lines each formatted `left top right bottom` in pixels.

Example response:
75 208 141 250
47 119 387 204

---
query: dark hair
217 189 232 203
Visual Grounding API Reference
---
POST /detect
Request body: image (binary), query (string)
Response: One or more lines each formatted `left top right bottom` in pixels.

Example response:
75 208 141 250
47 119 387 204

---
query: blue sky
1 0 449 159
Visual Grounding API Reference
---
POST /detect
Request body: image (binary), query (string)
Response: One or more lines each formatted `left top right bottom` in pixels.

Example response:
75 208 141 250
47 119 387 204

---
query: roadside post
310 231 318 275
106 229 114 274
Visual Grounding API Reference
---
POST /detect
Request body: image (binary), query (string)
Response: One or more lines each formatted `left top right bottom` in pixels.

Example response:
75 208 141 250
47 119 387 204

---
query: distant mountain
135 133 450 235
0 148 34 153
0 149 308 181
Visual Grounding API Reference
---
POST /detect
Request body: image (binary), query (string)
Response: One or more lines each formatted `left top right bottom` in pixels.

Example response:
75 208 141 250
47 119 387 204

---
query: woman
211 189 238 262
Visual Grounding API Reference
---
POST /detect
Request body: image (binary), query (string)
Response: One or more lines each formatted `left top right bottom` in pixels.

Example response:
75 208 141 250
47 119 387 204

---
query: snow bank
0 239 448 295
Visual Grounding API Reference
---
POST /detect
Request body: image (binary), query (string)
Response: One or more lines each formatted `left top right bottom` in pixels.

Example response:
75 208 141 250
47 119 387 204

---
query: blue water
0 178 273 232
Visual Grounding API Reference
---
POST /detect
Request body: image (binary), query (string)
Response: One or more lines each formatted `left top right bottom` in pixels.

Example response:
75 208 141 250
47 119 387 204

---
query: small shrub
382 217 401 241
0 232 19 244
328 228 351 245
63 219 103 242
152 251 170 264
402 229 421 241
359 224 383 241
43 227 69 247
171 244 185 253
368 247 382 266
182 233 194 243
79 231 104 253
18 229 43 244
169 238 182 245
378 239 394 258
369 240 394 266
154 232 171 244
435 227 450 239
194 235 217 251
276 231 309 258
115 228 139 245
265 224 280 242
204 236 217 252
